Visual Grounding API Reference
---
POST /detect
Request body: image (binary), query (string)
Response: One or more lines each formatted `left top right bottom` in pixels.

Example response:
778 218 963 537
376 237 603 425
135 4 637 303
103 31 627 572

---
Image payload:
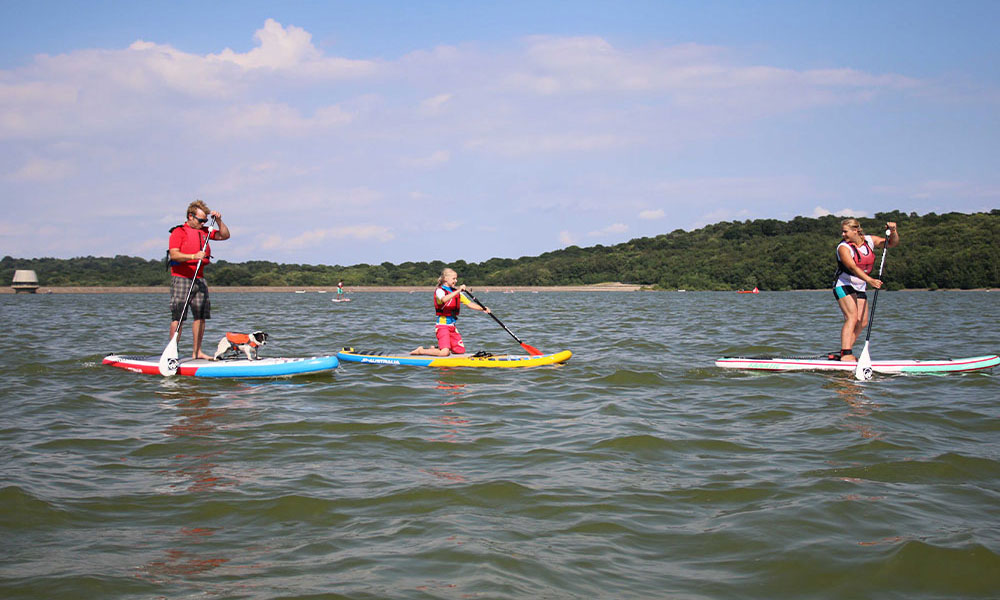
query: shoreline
1 283 645 294
3 284 996 294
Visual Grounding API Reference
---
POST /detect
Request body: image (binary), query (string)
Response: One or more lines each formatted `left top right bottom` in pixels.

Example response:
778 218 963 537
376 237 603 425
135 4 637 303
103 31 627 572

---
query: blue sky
2 1 998 265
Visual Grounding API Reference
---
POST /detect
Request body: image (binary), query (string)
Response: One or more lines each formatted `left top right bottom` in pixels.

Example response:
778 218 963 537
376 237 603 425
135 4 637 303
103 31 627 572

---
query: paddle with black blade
158 216 217 376
854 227 892 381
462 290 543 356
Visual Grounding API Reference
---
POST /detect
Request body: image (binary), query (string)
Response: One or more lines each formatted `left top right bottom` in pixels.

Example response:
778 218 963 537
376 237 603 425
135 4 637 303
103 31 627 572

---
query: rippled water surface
2 290 999 599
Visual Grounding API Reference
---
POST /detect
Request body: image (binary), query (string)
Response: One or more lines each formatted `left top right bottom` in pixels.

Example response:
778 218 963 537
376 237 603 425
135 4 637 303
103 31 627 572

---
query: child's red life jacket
434 285 461 318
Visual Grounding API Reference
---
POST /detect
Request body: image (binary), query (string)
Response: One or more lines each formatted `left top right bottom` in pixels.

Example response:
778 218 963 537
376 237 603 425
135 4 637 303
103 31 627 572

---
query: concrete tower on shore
11 270 39 293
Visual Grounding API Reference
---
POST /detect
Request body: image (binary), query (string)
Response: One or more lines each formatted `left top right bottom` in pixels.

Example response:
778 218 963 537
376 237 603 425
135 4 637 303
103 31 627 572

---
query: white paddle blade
854 341 873 381
159 333 180 376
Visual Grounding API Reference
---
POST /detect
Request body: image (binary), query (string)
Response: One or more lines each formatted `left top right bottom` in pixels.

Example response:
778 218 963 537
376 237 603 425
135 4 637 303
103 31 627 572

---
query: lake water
2 290 999 599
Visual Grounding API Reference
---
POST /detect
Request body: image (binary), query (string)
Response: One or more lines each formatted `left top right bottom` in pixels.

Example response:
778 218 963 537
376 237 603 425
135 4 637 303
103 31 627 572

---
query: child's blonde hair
438 268 457 285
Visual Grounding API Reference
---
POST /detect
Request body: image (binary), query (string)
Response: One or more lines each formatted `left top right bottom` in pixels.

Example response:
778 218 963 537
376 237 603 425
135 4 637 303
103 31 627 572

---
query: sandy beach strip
7 284 990 294
3 283 645 294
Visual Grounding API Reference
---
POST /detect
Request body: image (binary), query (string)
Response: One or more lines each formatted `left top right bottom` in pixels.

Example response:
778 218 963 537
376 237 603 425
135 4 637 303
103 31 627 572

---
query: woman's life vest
833 235 875 290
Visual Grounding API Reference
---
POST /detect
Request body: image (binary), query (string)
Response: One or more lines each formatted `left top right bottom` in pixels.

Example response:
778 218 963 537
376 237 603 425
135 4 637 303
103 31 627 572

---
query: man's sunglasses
189 214 209 224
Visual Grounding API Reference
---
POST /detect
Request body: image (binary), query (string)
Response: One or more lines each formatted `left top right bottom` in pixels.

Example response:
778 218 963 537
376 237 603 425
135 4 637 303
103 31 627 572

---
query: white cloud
503 35 920 111
401 149 451 168
420 93 454 114
137 237 166 252
262 224 395 251
211 19 321 70
696 208 751 226
122 40 239 97
588 223 628 237
654 176 813 208
0 82 79 139
871 180 1000 200
466 132 632 156
199 162 321 198
0 23 925 154
204 102 355 140
0 19 374 142
2 18 974 266
813 206 866 218
6 157 76 181
210 18 378 77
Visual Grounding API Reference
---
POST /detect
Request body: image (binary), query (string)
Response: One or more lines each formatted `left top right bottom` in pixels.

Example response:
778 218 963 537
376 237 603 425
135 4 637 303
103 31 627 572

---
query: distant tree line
4 210 998 290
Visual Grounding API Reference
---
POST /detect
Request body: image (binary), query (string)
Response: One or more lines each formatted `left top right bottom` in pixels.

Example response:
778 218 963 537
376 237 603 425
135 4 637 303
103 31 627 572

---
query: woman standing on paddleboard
411 268 490 357
833 218 898 361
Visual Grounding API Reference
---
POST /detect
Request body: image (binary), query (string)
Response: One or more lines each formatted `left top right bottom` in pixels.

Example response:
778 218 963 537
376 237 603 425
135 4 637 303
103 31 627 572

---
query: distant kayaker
168 200 230 360
411 268 491 356
833 218 898 361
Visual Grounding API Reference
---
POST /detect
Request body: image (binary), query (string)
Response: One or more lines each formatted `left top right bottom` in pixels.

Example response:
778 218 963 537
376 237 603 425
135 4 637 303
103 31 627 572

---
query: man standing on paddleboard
832 218 898 361
168 200 231 360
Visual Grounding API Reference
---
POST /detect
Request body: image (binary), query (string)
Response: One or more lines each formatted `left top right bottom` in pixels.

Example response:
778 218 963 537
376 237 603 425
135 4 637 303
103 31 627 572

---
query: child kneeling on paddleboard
411 268 490 356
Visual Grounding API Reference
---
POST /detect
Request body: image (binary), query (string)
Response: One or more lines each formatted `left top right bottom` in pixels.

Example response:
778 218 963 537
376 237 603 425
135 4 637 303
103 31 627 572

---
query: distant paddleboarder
832 218 898 361
167 200 230 360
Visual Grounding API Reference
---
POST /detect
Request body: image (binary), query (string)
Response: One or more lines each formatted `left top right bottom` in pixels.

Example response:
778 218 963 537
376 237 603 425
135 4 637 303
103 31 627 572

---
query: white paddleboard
715 354 999 374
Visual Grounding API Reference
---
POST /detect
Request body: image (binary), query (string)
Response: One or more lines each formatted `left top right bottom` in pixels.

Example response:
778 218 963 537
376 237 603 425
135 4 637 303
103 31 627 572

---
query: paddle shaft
860 228 892 345
462 290 542 355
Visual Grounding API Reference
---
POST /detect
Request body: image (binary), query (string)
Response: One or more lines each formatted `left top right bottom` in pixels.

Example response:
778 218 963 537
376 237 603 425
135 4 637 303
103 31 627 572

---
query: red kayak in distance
738 287 760 294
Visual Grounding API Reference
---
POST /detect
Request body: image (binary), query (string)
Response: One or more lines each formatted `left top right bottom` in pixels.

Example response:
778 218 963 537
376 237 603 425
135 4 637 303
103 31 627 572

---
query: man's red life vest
169 224 214 278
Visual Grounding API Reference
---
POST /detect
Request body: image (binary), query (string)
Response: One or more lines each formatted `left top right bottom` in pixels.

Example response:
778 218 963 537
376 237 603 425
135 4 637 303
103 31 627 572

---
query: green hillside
4 210 998 290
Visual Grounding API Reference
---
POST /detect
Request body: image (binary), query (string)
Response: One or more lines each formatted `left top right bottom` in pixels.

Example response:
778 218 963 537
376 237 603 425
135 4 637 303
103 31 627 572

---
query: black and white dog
214 331 269 361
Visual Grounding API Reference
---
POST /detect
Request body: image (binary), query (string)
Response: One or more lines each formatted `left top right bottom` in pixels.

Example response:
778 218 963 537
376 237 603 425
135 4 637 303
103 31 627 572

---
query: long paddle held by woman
854 228 892 381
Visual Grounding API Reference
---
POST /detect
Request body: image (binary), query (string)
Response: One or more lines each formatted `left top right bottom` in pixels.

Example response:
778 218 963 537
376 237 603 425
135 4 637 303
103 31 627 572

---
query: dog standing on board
214 331 269 361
